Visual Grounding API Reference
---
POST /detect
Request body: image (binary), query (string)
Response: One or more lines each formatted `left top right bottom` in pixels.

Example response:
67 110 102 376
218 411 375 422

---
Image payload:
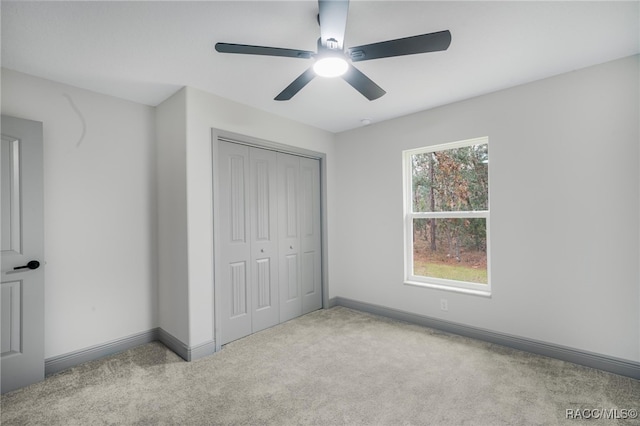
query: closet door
219 142 280 344
299 157 322 314
217 140 322 345
277 153 302 322
249 148 279 333
218 141 252 344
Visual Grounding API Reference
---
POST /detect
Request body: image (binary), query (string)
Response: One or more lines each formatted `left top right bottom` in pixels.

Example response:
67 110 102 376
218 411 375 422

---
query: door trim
211 129 329 351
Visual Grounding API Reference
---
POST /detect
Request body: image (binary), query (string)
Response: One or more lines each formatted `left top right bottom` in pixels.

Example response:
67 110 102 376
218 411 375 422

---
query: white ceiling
2 1 639 133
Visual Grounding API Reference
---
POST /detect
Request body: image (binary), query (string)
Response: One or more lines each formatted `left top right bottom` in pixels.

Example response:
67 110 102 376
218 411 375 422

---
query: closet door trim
217 136 321 160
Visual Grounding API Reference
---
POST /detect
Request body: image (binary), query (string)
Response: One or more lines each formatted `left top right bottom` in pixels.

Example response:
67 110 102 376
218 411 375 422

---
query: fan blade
215 43 314 59
342 65 385 100
318 0 349 49
347 30 451 62
275 67 316 101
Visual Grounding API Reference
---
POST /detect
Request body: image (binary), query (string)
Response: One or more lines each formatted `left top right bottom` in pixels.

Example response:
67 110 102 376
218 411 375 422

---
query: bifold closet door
249 147 279 333
218 141 321 345
278 153 322 322
299 157 322 315
218 141 279 345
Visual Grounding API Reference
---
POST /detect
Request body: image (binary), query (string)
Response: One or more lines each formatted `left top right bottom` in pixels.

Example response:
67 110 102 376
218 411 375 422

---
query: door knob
14 260 40 271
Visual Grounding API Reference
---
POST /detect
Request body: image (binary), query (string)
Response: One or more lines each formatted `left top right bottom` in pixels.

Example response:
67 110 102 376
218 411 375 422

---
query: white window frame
402 137 491 297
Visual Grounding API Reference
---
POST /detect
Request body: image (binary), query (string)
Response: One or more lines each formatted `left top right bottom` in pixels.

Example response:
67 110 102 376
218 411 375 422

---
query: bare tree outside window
405 140 489 289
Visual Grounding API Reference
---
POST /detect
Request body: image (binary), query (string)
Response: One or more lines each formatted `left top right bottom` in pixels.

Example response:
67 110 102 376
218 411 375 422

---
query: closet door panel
300 157 322 314
250 148 279 332
277 153 302 322
218 141 252 344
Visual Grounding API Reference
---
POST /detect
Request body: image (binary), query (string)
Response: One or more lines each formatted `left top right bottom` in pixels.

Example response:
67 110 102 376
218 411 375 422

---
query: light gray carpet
2 307 639 425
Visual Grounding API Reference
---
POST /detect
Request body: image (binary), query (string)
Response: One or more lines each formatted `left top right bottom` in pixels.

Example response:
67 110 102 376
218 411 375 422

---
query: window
403 137 490 295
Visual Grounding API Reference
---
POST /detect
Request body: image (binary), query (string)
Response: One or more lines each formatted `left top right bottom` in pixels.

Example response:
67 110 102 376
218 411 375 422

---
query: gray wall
3 55 638 363
1 69 158 359
332 55 640 362
156 88 189 344
156 86 336 347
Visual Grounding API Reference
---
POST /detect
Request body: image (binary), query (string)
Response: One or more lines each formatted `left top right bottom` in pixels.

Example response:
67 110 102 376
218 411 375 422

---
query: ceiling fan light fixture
215 0 452 100
313 56 348 78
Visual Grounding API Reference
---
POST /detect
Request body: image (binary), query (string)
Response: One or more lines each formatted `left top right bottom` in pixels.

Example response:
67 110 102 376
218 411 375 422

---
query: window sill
404 280 492 298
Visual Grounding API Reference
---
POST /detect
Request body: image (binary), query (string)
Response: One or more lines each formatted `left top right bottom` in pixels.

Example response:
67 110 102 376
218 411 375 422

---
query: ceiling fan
215 0 451 101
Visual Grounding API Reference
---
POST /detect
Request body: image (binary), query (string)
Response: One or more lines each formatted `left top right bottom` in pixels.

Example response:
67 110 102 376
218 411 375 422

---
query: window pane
413 218 487 284
412 144 488 212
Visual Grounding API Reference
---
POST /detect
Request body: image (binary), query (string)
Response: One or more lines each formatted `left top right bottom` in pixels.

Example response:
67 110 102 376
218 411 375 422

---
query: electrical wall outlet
440 299 448 311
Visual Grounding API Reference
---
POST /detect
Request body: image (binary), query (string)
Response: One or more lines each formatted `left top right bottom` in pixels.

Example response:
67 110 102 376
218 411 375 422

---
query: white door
218 141 252 344
1 115 45 394
299 157 322 315
278 153 322 322
218 142 280 345
277 153 302 322
217 140 321 344
249 147 279 333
